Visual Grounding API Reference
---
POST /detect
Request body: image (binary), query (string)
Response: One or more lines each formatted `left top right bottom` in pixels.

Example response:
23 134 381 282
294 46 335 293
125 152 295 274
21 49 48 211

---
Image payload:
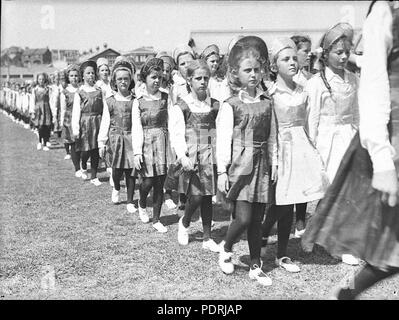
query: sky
1 0 370 54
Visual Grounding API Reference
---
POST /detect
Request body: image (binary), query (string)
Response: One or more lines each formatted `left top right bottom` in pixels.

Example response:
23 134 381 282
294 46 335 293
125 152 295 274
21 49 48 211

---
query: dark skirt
75 114 101 152
178 164 217 196
163 162 181 191
302 133 399 271
105 129 134 169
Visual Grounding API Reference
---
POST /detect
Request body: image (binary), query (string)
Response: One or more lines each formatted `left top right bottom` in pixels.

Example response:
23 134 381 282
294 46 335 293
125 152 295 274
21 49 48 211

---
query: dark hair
65 68 81 85
140 66 162 83
290 35 312 49
110 68 135 92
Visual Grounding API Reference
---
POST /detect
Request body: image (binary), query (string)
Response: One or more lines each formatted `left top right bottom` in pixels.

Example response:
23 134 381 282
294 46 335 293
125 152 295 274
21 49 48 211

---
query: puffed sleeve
97 97 110 148
71 91 81 137
305 77 322 144
59 91 66 126
29 89 36 114
268 101 278 166
131 98 144 156
216 101 234 173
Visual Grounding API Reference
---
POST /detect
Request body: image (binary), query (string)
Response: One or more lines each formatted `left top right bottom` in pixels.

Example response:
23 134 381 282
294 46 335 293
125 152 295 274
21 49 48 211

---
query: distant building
124 46 156 68
22 48 52 67
1 46 24 67
78 48 121 68
0 65 57 83
51 49 80 65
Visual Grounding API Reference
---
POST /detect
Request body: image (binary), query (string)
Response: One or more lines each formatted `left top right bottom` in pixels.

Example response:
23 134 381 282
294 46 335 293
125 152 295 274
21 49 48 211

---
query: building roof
1 65 57 76
78 48 121 63
125 46 156 55
22 48 50 56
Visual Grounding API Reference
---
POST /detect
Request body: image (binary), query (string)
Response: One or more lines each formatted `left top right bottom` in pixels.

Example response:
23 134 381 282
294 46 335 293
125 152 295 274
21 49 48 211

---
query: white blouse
359 0 396 173
216 88 278 173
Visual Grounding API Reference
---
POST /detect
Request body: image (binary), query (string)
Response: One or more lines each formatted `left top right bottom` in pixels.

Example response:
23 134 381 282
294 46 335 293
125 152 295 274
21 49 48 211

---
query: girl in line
60 64 82 177
170 59 220 252
49 72 61 138
132 57 170 233
216 36 277 286
98 57 137 213
260 38 329 273
30 73 52 151
72 60 104 186
305 22 360 266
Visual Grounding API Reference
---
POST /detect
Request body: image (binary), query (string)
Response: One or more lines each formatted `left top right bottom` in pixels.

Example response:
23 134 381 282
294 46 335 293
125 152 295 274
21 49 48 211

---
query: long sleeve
359 1 396 173
131 99 144 156
59 91 66 126
305 78 322 144
268 102 278 166
29 90 36 114
352 74 360 129
216 102 234 173
97 97 110 148
168 104 187 160
71 91 81 137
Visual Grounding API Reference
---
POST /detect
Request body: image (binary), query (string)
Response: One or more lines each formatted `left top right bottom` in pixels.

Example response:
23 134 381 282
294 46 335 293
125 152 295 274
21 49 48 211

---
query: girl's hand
217 172 229 193
180 156 193 172
372 170 398 207
99 146 106 159
271 165 278 184
134 154 143 170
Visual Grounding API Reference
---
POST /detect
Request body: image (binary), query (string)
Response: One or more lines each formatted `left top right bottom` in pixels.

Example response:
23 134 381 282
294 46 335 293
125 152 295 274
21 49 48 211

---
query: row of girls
2 21 362 287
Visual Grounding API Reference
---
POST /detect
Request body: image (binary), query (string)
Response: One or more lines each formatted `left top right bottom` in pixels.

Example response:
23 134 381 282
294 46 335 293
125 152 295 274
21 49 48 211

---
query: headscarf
228 35 269 69
79 60 97 79
319 22 354 51
172 44 194 64
110 56 135 92
200 44 220 60
96 57 109 69
140 57 164 82
269 37 297 62
156 51 176 70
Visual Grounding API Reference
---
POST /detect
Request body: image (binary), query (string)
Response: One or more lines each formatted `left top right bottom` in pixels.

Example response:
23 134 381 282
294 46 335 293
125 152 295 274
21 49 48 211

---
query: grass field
0 112 398 300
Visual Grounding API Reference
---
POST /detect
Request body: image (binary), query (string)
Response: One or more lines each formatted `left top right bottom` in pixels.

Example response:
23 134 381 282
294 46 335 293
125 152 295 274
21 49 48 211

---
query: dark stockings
112 168 135 204
182 195 213 241
81 148 100 179
139 175 166 223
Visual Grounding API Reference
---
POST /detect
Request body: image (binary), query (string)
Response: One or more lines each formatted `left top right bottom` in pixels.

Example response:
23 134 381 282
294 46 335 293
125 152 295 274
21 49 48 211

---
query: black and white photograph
1 0 398 305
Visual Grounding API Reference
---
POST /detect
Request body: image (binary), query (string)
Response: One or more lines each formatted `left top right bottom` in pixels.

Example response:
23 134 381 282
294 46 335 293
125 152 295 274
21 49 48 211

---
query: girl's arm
168 103 187 160
59 91 66 126
131 99 144 156
216 102 234 174
71 91 81 137
305 79 322 144
97 97 110 149
268 101 278 168
352 74 360 129
29 89 36 114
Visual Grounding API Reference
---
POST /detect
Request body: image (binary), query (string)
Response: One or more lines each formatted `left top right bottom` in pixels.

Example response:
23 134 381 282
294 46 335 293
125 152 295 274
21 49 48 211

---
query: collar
183 92 211 106
139 84 162 100
114 91 133 101
325 66 349 83
238 87 266 102
269 81 302 95
66 84 78 93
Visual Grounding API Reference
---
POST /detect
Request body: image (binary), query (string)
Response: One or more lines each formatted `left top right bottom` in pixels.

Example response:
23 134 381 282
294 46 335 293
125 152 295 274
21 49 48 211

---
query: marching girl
71 60 104 186
170 59 220 252
96 58 113 98
98 57 137 213
305 22 360 266
216 36 277 286
291 35 314 88
302 0 399 299
132 57 170 232
30 73 52 151
20 86 31 129
60 64 82 176
49 72 61 138
260 38 329 273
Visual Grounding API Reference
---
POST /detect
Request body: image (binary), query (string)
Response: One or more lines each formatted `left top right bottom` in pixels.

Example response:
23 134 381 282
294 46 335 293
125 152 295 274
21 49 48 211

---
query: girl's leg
70 143 81 172
112 168 124 191
90 148 100 179
200 195 213 241
295 202 307 232
261 205 280 247
38 126 44 143
42 125 51 145
276 205 295 259
139 177 154 209
182 195 202 228
64 143 70 155
124 169 135 204
81 151 90 171
152 175 166 223
247 202 266 267
337 264 399 300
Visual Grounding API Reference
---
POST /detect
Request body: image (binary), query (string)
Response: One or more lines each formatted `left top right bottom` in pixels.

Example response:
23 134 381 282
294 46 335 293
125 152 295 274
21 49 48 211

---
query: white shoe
138 206 150 223
81 170 88 180
275 257 301 273
153 221 168 233
111 188 120 204
46 141 51 147
126 203 137 213
64 154 71 160
75 170 82 178
177 216 189 245
202 239 221 253
294 228 306 239
164 199 177 209
36 142 42 150
342 254 360 266
249 262 273 286
106 167 112 175
219 245 234 274
266 235 278 245
90 178 102 186
42 146 50 151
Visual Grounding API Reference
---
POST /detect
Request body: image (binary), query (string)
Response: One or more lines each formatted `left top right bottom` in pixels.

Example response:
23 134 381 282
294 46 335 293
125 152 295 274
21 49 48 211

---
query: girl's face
99 65 110 81
276 48 298 79
206 54 219 76
83 66 96 86
68 70 79 86
178 53 194 79
237 57 261 90
327 38 351 72
162 62 172 84
115 70 131 94
189 68 210 96
146 69 162 94
37 75 45 86
297 41 311 68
